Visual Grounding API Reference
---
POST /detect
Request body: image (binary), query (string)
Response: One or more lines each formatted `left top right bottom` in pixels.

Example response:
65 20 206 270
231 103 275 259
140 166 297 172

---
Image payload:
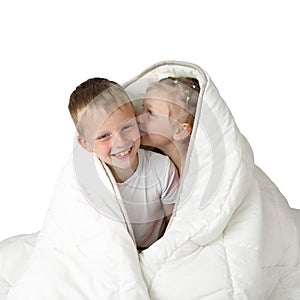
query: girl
138 76 200 175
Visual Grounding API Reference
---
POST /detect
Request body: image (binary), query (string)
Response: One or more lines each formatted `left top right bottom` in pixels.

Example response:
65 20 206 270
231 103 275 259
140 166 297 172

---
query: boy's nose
112 132 132 150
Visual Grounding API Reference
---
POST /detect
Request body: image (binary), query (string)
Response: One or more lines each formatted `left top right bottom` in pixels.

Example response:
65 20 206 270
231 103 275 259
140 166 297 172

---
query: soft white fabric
1 61 299 299
118 149 179 248
0 233 38 300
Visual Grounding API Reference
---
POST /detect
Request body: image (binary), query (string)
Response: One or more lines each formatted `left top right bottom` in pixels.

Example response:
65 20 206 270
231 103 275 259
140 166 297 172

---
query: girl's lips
139 129 147 136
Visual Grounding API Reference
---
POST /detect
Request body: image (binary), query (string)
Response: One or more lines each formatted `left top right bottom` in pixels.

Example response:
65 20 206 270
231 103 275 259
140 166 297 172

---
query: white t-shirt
117 149 179 249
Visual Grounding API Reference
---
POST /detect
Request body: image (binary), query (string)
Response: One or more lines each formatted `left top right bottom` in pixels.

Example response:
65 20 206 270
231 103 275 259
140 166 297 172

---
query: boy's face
79 103 140 174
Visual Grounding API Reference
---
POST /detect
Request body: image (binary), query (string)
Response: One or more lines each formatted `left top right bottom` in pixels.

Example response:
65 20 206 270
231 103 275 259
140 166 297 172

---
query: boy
68 78 179 250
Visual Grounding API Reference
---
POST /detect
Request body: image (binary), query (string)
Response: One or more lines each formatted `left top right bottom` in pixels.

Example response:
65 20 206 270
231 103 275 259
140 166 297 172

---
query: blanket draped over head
1 61 300 299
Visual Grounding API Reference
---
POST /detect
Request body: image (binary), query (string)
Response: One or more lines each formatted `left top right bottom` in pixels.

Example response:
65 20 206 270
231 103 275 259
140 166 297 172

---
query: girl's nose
136 113 144 125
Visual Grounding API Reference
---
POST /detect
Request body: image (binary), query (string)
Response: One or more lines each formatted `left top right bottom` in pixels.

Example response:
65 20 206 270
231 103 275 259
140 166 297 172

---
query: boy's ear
173 123 192 141
77 136 93 152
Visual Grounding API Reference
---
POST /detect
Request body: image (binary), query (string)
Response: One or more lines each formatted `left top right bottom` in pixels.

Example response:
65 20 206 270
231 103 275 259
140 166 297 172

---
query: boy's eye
122 123 133 131
96 133 111 141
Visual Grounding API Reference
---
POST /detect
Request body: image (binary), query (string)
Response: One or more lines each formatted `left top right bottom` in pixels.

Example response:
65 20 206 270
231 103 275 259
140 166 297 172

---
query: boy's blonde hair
146 77 200 128
68 78 132 135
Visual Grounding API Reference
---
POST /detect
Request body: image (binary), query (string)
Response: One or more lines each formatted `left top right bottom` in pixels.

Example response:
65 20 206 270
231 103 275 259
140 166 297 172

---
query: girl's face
138 88 176 149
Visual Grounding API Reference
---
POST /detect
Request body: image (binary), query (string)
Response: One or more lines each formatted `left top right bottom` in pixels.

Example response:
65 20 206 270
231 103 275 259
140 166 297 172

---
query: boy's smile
111 146 134 159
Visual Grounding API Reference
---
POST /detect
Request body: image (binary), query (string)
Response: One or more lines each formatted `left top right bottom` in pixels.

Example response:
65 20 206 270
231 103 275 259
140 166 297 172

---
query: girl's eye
148 110 155 117
140 105 155 117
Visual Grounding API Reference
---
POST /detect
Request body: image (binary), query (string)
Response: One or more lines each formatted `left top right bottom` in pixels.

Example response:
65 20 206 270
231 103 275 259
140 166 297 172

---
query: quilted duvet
0 61 299 299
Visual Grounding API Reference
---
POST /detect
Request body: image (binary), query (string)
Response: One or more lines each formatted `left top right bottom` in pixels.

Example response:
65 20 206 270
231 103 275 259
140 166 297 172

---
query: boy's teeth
115 148 130 157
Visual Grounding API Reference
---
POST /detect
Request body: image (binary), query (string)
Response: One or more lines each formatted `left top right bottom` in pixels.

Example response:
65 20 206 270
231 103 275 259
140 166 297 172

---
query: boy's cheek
133 129 142 140
134 136 141 144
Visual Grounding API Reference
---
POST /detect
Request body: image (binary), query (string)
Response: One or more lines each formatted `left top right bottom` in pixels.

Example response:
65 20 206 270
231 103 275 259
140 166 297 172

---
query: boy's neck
110 155 139 183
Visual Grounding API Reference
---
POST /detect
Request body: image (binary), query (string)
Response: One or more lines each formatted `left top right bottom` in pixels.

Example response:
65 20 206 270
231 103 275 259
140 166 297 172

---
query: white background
0 0 299 241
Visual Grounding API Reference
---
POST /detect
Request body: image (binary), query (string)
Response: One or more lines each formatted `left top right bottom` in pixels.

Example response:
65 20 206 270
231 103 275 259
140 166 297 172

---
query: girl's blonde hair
146 77 200 128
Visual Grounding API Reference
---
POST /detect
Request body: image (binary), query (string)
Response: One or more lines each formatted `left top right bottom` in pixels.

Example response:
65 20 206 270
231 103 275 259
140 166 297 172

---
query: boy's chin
112 154 138 171
110 157 138 182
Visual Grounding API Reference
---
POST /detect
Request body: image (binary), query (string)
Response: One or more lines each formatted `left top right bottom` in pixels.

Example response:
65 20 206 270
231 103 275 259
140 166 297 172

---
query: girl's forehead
145 92 172 106
144 89 186 113
145 85 183 106
145 86 174 100
143 97 171 112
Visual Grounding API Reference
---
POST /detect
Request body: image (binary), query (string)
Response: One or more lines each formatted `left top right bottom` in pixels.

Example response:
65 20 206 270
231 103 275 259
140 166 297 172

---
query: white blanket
1 61 300 299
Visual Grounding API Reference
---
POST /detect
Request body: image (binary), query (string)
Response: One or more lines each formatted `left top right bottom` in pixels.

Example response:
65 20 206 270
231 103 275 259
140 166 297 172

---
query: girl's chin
141 135 154 147
141 134 169 149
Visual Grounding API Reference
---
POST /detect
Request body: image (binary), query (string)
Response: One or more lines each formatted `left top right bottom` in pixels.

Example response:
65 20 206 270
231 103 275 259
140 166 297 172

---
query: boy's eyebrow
95 117 135 135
